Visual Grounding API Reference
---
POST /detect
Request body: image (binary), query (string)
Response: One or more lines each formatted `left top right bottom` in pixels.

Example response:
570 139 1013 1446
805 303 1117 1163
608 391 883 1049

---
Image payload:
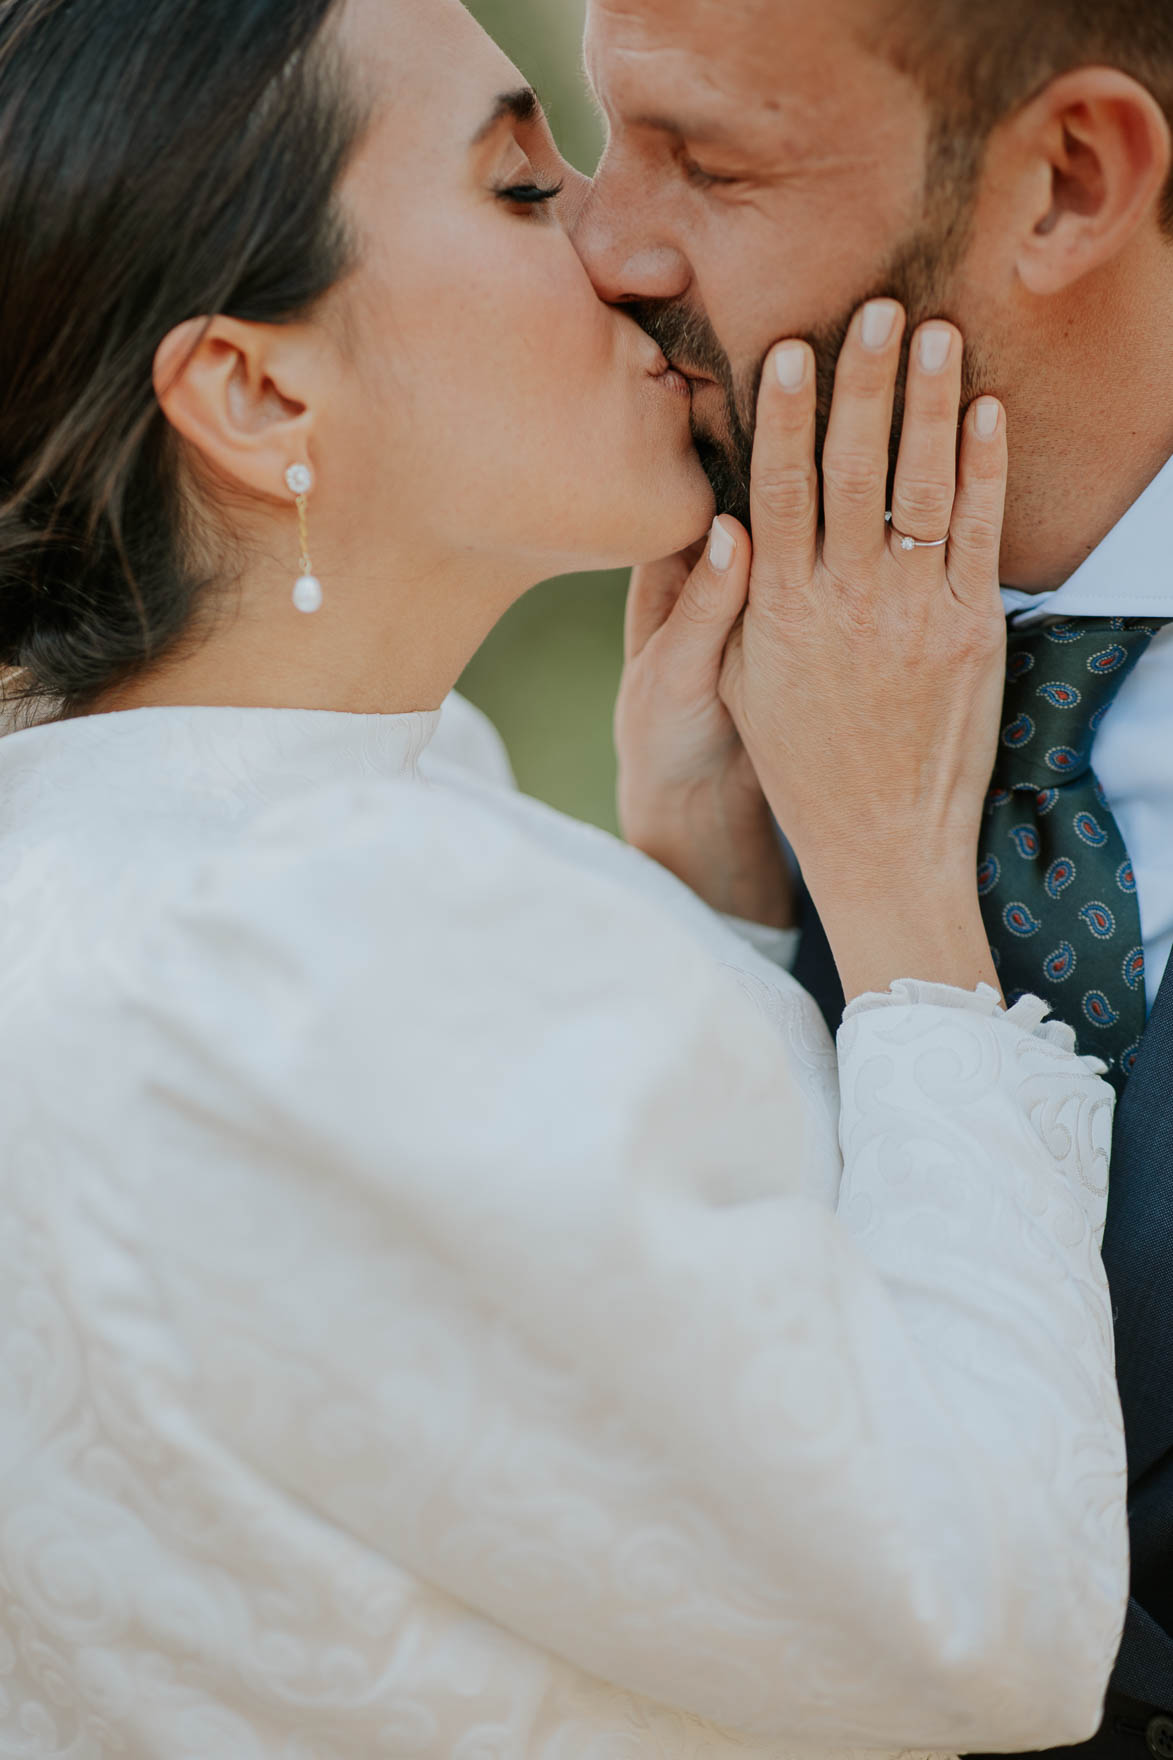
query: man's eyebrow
470 86 542 148
626 110 740 147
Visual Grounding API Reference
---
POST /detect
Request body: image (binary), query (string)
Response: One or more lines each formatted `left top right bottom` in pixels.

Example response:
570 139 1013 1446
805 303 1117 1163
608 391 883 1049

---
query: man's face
577 0 983 524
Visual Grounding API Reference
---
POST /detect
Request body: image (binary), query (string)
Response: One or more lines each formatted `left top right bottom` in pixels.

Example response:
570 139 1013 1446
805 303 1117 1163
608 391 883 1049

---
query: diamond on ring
886 510 949 550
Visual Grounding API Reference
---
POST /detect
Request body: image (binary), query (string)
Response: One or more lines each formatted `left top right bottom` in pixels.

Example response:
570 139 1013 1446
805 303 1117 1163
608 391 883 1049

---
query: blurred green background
458 0 625 833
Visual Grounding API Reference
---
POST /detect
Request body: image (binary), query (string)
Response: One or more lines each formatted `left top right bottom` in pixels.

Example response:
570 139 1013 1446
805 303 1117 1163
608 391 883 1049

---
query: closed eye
496 180 565 207
681 155 743 191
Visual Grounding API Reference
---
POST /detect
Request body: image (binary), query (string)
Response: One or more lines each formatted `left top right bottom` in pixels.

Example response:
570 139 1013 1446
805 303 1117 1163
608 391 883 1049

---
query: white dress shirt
0 694 1126 1759
1002 452 1173 1009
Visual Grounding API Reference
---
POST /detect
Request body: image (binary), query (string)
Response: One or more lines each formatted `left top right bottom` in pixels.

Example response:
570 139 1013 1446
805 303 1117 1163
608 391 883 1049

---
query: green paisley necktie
980 615 1168 1093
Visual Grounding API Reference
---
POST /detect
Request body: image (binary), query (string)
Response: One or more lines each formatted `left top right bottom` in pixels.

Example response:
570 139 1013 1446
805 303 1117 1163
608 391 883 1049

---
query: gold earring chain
296 494 312 576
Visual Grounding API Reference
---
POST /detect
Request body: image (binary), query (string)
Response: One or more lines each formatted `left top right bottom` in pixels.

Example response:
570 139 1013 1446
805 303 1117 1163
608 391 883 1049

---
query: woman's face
320 0 714 580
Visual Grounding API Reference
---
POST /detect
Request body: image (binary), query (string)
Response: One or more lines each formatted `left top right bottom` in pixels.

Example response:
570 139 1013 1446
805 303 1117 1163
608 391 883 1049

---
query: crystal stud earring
285 463 322 614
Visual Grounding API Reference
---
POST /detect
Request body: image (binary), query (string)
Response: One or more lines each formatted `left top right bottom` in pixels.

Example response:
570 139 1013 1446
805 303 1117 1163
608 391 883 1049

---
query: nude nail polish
975 397 1000 438
774 342 807 391
860 301 898 350
917 325 952 373
709 516 736 572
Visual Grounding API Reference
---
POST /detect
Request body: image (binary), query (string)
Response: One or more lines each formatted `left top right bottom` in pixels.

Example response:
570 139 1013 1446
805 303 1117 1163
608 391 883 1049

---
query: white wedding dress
0 693 1127 1760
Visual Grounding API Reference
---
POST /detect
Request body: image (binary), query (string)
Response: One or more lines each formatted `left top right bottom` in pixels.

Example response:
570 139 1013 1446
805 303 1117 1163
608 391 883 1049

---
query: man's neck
992 248 1173 593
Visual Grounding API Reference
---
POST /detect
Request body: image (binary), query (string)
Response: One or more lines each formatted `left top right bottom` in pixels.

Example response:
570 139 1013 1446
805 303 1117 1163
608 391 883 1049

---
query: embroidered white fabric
0 695 1127 1760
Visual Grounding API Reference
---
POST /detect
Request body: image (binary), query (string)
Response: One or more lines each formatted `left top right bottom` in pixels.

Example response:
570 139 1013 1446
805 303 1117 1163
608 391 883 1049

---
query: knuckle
977 611 1006 651
950 507 1003 551
834 350 892 399
907 373 962 420
966 449 1009 485
822 450 881 502
767 386 816 430
753 461 817 510
676 581 720 627
838 593 882 642
894 477 953 527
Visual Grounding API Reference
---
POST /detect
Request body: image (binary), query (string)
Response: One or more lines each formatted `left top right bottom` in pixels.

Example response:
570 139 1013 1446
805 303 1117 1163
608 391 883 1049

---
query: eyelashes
681 158 740 191
495 180 565 208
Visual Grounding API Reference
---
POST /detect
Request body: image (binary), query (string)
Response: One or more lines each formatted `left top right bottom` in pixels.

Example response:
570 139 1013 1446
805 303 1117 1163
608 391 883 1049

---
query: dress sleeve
137 779 1128 1754
720 912 801 969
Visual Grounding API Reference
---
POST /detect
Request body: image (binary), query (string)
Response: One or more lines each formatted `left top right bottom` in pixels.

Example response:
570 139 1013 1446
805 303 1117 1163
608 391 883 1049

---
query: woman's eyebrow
469 86 542 148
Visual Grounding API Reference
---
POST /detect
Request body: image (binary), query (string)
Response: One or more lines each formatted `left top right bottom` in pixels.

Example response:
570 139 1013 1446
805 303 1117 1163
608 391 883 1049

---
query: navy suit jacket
794 896 1173 1750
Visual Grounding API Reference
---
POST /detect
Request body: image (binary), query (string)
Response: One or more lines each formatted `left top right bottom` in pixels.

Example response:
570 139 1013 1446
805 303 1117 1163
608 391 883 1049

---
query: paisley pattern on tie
980 616 1168 1092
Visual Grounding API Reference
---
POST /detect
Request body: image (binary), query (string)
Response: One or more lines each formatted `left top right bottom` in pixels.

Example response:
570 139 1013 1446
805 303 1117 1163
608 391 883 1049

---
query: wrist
795 825 981 913
622 783 795 929
804 859 998 1004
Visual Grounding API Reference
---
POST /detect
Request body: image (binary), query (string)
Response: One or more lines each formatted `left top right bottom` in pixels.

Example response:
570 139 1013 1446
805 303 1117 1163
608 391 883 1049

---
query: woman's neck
93 547 528 718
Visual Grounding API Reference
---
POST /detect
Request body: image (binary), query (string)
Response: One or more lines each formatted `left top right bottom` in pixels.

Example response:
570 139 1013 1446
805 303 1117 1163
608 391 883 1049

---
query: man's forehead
586 0 884 119
591 0 781 35
587 0 870 56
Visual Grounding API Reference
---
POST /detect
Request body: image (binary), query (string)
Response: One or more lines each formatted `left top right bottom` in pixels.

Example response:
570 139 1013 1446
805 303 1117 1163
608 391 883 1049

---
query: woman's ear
1006 68 1172 298
153 315 316 497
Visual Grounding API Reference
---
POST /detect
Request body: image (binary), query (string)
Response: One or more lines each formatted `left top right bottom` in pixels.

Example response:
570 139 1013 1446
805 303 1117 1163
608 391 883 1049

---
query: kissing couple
0 0 1169 1755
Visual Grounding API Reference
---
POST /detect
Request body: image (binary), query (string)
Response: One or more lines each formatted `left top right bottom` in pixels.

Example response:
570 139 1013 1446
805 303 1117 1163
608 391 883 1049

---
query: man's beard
628 207 988 532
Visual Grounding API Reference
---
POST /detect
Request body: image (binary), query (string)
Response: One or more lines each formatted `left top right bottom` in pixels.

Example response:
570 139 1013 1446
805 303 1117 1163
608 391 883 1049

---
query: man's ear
153 315 316 498
1003 67 1172 298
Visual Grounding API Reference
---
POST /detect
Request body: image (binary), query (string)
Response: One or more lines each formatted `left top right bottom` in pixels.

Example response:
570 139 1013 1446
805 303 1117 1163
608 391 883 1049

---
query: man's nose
571 161 692 307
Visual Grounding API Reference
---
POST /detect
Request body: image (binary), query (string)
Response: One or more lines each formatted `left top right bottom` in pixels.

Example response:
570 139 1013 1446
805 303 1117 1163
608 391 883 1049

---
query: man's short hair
875 0 1173 234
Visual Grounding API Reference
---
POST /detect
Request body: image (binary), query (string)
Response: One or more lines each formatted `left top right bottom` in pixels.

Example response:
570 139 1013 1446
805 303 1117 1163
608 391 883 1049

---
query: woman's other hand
718 300 1009 1001
615 528 794 929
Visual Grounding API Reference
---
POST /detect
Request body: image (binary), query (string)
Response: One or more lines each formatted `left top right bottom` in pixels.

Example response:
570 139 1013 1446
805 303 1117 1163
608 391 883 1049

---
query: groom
575 2 1173 1757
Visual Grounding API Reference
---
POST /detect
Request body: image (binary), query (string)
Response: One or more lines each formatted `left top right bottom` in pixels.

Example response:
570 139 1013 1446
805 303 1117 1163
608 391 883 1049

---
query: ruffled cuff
842 980 1108 1073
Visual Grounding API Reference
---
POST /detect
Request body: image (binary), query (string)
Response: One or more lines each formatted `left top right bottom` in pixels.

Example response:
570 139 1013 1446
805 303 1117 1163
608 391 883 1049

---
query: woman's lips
645 347 695 402
656 367 693 397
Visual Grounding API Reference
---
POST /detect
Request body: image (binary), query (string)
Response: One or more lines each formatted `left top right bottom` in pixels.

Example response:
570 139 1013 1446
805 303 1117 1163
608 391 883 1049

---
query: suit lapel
1103 954 1173 1481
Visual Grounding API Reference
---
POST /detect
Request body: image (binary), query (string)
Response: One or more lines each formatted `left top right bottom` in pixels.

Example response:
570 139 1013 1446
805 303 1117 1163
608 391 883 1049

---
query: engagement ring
886 511 950 550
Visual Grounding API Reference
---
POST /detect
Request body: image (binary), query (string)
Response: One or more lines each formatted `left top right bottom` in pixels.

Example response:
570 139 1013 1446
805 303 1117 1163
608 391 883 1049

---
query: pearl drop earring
285 463 322 614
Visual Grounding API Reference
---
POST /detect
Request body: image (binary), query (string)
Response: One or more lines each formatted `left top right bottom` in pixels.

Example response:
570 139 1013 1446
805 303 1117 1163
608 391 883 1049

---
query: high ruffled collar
0 702 444 814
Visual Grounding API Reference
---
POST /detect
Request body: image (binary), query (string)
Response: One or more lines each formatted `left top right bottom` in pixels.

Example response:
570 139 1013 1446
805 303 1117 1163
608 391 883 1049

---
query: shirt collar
1001 450 1173 626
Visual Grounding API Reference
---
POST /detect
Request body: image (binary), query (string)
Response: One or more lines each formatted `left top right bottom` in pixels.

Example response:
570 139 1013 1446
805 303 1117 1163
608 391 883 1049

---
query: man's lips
644 349 694 400
669 363 719 393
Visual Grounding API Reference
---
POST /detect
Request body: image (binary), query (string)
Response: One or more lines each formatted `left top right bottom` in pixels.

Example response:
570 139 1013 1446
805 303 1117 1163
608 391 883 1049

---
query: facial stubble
628 202 988 532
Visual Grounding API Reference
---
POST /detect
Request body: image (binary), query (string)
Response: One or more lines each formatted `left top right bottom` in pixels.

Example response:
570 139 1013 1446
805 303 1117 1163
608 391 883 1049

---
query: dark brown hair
876 0 1173 232
0 0 366 715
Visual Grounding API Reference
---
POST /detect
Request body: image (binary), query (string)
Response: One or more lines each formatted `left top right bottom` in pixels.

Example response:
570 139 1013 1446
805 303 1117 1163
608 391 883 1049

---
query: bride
0 0 1127 1754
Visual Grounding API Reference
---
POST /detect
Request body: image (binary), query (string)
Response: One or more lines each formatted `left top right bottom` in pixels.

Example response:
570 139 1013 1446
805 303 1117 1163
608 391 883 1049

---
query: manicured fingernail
708 515 736 572
917 324 953 373
860 300 898 350
975 397 1000 438
773 341 807 391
